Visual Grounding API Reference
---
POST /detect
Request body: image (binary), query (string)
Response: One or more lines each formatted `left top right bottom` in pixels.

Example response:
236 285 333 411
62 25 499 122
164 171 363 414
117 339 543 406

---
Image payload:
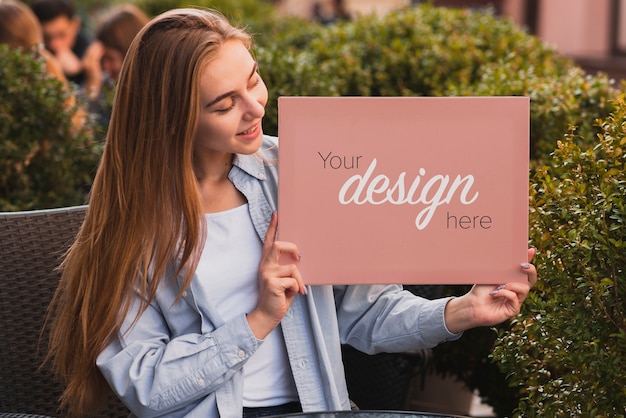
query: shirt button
182 291 188 297
237 349 246 358
197 378 205 386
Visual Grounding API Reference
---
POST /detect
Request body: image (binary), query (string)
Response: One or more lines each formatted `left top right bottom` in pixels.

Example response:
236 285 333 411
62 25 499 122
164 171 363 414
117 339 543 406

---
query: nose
243 84 268 120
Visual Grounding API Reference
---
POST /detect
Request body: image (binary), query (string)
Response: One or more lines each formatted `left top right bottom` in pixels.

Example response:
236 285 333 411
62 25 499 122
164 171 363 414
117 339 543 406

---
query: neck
195 152 246 213
195 152 233 184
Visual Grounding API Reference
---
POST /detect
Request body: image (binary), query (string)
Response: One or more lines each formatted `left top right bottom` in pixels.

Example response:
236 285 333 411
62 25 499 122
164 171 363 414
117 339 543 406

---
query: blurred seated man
31 0 92 86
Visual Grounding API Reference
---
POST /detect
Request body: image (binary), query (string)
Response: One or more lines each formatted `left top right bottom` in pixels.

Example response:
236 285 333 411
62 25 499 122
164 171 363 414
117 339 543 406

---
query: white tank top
196 204 299 407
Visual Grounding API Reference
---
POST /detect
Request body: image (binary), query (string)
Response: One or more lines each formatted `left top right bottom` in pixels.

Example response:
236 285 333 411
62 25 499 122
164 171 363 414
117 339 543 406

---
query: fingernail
521 262 531 270
490 285 506 296
298 252 302 261
302 286 308 295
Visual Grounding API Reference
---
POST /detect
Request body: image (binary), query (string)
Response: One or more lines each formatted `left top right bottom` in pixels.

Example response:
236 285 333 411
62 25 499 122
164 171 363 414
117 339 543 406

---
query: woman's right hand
247 213 306 339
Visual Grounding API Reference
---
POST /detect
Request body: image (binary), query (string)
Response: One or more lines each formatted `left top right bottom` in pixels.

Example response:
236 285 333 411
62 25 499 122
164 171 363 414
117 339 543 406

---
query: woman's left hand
444 248 538 334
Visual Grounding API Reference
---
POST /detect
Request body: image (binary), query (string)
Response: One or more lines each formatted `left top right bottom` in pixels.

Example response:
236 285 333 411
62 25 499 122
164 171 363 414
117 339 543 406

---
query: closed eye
215 98 236 114
249 73 261 89
206 63 260 114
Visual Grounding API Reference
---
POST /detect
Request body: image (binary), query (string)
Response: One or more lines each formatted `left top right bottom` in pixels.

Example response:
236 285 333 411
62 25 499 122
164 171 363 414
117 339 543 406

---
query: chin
236 132 264 155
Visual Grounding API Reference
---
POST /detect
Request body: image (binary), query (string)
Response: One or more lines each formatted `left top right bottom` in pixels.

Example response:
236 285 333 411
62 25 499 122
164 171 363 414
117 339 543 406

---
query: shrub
0 45 101 211
256 3 618 156
449 63 616 163
492 96 626 417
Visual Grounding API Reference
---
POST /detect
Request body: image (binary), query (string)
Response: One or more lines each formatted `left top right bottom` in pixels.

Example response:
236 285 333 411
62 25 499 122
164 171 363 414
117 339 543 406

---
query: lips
237 124 259 136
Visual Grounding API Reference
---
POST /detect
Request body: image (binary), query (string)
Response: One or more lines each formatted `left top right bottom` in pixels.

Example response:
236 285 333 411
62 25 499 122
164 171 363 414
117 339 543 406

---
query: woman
0 0 84 130
0 0 43 50
83 3 150 99
47 8 537 418
0 0 72 103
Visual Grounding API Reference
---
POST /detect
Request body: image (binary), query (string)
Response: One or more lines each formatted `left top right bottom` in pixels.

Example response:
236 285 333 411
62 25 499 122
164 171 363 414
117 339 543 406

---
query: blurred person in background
312 0 350 24
0 0 84 130
82 3 149 129
30 0 92 86
83 3 150 101
0 0 63 80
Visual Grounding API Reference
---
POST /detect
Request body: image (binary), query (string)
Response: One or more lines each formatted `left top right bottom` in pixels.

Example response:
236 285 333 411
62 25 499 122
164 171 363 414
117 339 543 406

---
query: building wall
537 0 611 57
275 0 409 19
346 0 410 16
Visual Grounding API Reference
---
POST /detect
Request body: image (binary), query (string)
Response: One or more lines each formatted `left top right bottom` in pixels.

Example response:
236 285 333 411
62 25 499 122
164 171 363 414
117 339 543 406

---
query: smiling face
193 39 268 168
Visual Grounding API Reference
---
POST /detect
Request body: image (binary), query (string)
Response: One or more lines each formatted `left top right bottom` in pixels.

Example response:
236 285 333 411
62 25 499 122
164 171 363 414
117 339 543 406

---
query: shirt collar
232 152 267 181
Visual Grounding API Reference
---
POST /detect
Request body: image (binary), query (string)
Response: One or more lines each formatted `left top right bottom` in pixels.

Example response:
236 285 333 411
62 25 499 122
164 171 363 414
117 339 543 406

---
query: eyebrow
204 62 258 108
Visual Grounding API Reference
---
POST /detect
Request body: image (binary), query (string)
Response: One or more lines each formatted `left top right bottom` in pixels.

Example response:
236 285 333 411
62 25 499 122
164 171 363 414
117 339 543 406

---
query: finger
527 248 537 262
263 215 301 262
268 263 301 279
265 272 306 299
263 212 278 251
290 264 307 295
521 261 538 287
265 260 307 295
492 282 530 304
265 240 301 264
277 241 301 262
488 285 523 312
502 281 530 295
281 276 302 297
266 265 306 296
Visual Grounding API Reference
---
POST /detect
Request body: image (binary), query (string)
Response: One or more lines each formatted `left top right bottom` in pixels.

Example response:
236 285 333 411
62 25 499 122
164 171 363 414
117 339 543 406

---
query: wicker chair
342 285 445 411
0 206 129 417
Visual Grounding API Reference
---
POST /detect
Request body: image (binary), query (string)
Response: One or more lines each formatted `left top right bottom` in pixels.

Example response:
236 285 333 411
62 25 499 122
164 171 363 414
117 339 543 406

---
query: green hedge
450 63 615 162
256 4 617 165
0 46 101 211
492 96 626 417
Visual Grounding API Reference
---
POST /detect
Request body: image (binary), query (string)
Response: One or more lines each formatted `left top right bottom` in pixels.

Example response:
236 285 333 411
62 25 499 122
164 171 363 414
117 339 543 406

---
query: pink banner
278 96 529 285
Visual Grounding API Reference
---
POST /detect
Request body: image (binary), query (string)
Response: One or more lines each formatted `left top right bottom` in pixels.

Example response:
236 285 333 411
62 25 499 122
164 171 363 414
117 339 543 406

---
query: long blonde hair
46 8 251 416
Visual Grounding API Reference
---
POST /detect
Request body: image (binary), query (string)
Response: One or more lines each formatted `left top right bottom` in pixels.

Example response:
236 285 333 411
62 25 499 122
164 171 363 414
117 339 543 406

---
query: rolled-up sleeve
97 293 260 417
334 284 461 354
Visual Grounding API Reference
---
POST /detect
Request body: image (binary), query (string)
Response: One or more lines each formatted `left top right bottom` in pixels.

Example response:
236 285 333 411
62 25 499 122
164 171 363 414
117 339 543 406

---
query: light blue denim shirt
97 135 461 418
